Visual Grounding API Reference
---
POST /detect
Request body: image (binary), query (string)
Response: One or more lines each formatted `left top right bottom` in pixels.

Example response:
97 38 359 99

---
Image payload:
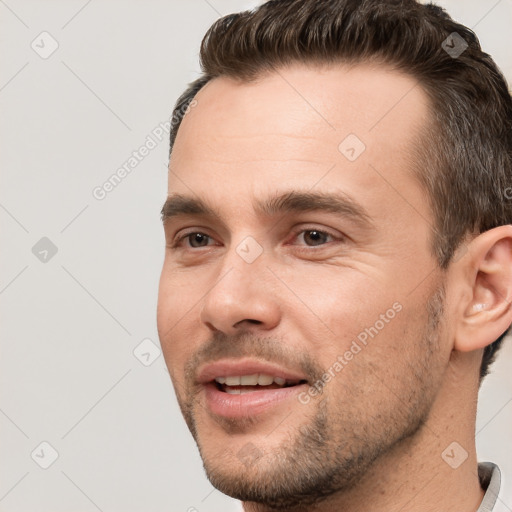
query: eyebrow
160 190 373 230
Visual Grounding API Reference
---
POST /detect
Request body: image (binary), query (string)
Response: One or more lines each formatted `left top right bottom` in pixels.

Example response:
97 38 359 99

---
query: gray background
1 1 511 511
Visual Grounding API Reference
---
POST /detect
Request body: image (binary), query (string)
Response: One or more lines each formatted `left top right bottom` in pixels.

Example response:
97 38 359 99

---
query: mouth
197 359 310 419
213 374 307 394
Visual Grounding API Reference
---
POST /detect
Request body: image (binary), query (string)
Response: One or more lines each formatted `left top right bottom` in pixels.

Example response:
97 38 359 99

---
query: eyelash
170 227 341 250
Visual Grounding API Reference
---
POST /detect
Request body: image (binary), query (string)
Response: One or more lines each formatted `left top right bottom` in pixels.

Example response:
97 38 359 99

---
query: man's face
157 63 452 507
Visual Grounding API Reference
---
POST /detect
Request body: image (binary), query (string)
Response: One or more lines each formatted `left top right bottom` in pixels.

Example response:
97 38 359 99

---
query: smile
197 359 310 418
214 374 306 394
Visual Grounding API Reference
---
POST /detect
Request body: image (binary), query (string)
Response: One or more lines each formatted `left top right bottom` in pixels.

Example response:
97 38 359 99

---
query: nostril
235 319 263 327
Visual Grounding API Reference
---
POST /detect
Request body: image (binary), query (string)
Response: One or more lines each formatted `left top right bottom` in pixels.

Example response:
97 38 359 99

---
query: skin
157 62 512 511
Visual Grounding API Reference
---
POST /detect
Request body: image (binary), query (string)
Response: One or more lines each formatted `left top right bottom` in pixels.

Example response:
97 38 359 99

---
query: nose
199 247 281 335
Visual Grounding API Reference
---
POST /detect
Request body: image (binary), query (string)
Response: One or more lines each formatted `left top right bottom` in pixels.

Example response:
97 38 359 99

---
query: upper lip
196 358 309 384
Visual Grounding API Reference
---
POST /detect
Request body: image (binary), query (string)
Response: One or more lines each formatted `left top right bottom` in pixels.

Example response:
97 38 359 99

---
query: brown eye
297 230 334 247
186 233 211 247
172 231 214 249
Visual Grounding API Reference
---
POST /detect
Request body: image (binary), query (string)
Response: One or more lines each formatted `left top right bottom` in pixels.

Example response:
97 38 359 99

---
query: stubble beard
173 286 445 511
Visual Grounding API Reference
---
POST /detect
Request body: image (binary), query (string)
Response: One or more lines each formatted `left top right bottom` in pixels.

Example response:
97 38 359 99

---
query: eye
292 228 338 247
169 227 341 251
172 231 215 248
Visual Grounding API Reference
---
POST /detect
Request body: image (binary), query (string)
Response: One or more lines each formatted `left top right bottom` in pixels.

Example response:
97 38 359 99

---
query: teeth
225 388 257 395
240 374 259 385
214 374 292 386
257 374 274 386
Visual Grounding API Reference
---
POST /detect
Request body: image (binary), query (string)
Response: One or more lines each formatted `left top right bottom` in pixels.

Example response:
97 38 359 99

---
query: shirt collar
477 462 502 512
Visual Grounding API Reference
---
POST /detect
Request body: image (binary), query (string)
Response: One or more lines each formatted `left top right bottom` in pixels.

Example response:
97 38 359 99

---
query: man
157 0 512 510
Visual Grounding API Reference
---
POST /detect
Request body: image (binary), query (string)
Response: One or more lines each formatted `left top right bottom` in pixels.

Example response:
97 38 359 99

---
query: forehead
168 62 432 227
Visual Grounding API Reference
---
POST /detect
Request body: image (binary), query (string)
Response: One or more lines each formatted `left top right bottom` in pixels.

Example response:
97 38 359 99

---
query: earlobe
454 225 512 352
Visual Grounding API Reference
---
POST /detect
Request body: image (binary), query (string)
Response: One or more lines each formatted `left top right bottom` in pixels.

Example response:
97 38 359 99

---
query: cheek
157 264 206 329
280 265 412 375
157 271 199 376
282 264 391 333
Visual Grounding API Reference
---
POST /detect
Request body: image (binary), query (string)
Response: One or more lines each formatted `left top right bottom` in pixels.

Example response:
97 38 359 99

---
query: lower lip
203 382 308 418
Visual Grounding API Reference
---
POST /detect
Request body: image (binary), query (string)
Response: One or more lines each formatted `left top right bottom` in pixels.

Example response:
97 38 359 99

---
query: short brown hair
168 0 512 380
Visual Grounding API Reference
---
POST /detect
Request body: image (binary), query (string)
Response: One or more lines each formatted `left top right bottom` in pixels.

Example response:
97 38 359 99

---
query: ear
454 224 512 352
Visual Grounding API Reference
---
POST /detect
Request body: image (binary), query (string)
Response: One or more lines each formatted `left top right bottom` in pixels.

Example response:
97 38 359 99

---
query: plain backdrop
1 1 511 511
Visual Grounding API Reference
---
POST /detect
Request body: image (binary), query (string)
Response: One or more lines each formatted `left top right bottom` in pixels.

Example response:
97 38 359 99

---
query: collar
477 462 502 512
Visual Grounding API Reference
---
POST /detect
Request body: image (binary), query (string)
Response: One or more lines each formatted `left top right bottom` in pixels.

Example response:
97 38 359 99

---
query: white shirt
477 462 505 512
